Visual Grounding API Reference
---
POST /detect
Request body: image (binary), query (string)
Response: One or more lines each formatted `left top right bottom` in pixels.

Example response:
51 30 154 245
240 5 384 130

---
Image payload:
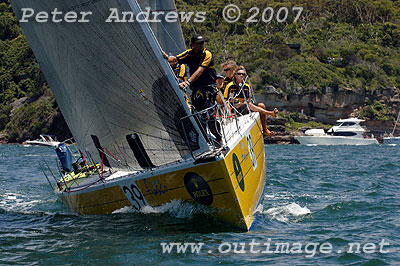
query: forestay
137 0 186 55
11 0 209 171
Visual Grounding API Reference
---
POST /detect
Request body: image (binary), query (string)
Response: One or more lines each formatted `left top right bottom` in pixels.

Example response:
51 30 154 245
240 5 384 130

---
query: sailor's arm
162 50 177 61
179 50 211 88
179 66 205 89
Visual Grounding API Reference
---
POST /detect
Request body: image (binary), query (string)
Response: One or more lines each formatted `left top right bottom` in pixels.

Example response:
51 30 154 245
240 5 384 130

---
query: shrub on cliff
360 101 391 121
6 97 57 142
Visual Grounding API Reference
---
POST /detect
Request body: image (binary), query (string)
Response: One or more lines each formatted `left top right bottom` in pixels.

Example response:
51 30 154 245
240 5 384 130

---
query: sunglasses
236 73 246 76
223 67 231 72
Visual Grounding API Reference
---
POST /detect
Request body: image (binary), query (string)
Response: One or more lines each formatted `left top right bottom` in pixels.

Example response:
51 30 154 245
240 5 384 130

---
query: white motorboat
25 134 60 147
383 111 400 145
383 136 400 144
295 118 378 145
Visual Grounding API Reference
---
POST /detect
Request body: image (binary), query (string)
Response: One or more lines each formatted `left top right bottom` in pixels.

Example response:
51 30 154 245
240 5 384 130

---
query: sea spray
265 203 311 222
113 200 210 219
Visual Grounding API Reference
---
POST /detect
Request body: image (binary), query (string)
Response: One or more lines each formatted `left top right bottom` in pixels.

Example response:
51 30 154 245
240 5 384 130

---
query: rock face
255 87 366 124
257 86 400 144
10 97 29 115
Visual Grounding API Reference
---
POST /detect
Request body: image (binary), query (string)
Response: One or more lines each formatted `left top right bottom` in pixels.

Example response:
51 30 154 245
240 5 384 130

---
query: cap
191 34 205 44
216 74 224 79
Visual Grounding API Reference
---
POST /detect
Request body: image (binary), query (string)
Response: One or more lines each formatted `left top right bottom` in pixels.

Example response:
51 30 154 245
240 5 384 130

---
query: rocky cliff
257 86 400 144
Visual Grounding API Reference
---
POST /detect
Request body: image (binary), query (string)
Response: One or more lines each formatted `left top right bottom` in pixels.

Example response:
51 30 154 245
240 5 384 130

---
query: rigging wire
180 0 197 35
391 110 400 136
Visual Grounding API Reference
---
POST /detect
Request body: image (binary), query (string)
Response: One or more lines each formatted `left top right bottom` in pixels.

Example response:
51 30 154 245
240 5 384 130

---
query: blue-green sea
0 144 399 265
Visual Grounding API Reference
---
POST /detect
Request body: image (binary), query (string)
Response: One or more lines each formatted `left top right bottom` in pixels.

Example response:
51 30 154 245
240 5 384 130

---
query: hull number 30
122 183 147 210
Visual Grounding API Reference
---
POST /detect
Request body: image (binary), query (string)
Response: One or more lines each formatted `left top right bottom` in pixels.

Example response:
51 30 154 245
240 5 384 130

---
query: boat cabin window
333 132 357 137
335 122 342 126
341 122 356 126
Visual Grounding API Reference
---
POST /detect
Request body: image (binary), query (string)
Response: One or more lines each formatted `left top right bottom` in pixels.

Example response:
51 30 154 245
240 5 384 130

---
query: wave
112 200 210 219
263 203 311 222
0 192 48 213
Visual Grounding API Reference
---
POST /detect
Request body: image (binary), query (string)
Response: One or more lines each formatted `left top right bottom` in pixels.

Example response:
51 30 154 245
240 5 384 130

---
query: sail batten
11 0 209 170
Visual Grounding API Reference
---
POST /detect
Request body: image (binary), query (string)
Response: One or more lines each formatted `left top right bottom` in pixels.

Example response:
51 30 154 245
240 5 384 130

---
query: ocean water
0 144 399 265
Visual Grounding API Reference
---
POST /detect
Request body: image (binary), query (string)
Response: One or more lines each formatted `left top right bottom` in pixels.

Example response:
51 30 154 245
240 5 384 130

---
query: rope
65 179 103 193
104 147 121 163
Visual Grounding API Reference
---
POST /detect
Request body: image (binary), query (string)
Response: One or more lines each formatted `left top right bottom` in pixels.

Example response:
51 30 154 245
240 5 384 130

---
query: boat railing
179 100 250 157
39 145 109 193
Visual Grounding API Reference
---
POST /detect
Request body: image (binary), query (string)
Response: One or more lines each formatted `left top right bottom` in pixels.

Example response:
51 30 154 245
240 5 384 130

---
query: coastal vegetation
1 0 400 142
280 111 332 131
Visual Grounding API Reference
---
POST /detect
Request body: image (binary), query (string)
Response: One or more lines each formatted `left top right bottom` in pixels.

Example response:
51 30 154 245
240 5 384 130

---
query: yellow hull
58 116 266 230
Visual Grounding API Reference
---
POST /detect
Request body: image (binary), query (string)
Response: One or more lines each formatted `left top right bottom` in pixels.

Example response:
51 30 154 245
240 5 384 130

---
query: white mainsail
138 0 186 55
11 0 209 170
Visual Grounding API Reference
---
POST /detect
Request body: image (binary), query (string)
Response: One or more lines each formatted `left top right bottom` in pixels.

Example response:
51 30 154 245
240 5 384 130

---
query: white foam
264 203 311 222
264 191 346 201
254 204 264 214
112 206 136 214
0 192 43 213
112 200 209 219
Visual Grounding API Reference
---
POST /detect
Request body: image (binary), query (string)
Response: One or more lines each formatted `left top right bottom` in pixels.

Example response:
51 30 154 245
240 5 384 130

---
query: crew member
165 56 191 108
170 35 217 111
167 56 186 82
224 66 278 136
216 74 224 89
165 34 221 142
220 60 238 93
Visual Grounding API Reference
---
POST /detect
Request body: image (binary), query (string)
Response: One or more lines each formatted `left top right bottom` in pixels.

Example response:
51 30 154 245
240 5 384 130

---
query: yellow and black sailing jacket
176 48 217 88
219 76 232 93
172 63 187 81
223 80 251 103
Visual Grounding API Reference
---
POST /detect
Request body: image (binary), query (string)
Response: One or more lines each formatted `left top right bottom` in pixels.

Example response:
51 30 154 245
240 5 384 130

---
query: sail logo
233 153 245 192
184 172 213 206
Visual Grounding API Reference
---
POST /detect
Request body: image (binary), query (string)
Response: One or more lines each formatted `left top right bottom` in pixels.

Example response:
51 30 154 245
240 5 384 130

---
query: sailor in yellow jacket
224 66 278 136
164 34 221 142
168 56 187 82
166 56 191 108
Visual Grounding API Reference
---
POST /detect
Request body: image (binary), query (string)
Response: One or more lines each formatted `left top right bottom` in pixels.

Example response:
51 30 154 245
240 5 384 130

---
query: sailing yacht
383 110 400 144
11 0 266 230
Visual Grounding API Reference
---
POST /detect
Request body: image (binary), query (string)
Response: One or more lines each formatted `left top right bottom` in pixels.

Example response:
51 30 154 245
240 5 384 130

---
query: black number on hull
123 184 146 210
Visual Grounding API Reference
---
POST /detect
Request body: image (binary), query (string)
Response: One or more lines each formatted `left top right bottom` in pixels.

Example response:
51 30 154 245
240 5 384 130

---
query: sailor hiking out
224 66 278 136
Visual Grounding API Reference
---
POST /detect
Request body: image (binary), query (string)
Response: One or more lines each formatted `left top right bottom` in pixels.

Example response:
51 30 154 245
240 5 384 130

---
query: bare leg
260 111 267 133
249 103 276 136
249 103 278 117
249 102 269 116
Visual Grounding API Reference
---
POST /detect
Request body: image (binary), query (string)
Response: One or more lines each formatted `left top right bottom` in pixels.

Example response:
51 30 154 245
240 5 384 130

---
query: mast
391 110 400 137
